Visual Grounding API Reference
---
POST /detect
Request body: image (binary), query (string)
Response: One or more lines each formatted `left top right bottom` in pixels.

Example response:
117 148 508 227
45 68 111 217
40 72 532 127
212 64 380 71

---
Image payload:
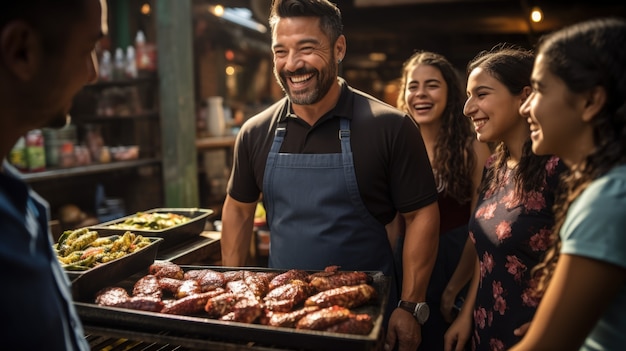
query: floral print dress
469 156 563 351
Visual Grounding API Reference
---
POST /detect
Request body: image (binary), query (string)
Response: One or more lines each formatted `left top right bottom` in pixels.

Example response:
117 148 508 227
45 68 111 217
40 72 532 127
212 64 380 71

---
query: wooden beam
155 0 199 208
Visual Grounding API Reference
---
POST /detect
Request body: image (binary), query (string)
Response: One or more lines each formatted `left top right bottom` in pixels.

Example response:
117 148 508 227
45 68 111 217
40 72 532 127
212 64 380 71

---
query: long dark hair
397 51 476 203
532 17 626 296
467 44 553 201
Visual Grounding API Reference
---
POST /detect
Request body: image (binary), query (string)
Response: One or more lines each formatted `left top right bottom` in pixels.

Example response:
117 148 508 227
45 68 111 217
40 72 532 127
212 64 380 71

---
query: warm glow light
225 66 235 76
225 49 235 61
369 52 386 62
211 5 225 17
530 6 543 23
140 3 151 15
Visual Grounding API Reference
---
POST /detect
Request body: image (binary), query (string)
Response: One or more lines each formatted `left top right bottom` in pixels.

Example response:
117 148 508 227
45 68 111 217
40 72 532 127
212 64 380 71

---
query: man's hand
384 308 421 351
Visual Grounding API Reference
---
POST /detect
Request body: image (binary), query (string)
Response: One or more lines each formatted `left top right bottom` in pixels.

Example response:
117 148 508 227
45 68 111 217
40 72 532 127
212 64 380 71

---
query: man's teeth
290 74 313 83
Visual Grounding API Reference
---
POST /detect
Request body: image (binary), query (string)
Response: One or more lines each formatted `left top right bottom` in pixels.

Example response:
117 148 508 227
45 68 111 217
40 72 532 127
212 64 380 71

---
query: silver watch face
414 303 430 324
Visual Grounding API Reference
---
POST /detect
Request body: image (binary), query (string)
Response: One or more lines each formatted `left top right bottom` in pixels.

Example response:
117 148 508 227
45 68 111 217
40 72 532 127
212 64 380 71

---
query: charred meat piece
295 305 351 330
309 271 371 292
268 269 310 290
244 271 274 298
196 270 226 291
132 274 162 299
149 261 184 280
325 313 374 335
176 279 202 299
161 289 225 315
95 287 130 306
218 298 263 323
226 280 257 301
204 292 244 317
222 270 245 283
265 306 321 328
158 277 185 295
305 284 377 309
95 287 163 312
264 279 312 312
306 265 340 281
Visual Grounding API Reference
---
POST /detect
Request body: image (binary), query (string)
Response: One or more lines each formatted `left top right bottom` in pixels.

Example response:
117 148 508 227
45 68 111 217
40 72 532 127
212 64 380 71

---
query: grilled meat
268 269 309 290
305 284 376 309
244 271 274 298
325 313 374 335
264 279 312 312
295 305 351 330
176 279 202 299
219 297 262 323
222 270 245 283
309 271 371 292
204 292 243 317
226 280 257 301
95 287 163 312
264 306 321 328
95 287 130 306
132 274 162 299
161 289 225 315
149 261 184 280
158 277 185 295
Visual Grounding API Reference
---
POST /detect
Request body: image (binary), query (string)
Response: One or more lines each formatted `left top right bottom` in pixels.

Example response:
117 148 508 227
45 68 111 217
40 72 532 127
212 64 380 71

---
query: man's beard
275 57 337 105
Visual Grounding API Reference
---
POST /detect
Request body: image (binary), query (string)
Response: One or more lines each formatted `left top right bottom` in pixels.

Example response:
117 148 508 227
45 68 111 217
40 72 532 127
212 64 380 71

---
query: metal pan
68 237 162 299
89 208 214 250
74 265 389 351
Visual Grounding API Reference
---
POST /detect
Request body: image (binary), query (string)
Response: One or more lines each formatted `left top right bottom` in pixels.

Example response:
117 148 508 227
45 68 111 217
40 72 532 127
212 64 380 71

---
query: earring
338 58 342 64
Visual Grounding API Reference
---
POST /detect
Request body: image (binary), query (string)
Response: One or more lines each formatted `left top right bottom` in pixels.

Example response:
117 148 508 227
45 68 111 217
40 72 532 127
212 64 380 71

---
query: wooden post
155 0 199 207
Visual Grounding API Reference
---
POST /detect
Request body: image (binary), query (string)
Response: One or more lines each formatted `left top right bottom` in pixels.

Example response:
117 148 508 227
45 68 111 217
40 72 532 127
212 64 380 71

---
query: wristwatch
397 300 430 324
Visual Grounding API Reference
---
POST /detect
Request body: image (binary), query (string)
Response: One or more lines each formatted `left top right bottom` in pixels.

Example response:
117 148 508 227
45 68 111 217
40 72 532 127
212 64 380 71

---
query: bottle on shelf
113 47 126 80
134 30 157 73
99 50 112 81
125 46 138 79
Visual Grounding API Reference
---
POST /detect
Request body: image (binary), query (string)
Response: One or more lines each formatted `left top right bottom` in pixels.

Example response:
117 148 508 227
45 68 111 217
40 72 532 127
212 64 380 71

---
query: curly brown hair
397 51 477 204
531 18 626 297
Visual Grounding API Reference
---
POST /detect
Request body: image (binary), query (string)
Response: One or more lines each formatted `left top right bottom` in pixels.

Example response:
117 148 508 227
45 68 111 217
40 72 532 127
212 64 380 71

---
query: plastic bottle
9 136 27 171
99 50 112 81
134 30 156 72
125 46 138 79
113 47 125 80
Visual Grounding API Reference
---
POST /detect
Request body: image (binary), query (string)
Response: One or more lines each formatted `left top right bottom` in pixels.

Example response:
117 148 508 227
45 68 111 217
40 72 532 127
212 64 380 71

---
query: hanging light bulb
530 6 543 23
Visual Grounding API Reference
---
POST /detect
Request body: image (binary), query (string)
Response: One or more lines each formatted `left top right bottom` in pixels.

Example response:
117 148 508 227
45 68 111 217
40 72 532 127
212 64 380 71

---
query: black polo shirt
227 78 437 225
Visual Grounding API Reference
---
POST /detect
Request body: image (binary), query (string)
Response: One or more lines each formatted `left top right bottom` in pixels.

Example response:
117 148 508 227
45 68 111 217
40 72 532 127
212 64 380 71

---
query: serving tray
89 208 213 250
74 265 389 351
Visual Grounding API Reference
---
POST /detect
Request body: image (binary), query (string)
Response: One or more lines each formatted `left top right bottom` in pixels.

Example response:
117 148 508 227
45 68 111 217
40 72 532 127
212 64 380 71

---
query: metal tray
68 237 162 299
88 208 214 250
74 265 389 351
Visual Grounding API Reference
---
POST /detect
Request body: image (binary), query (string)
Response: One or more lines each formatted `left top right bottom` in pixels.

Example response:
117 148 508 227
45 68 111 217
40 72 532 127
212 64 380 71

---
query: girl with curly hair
511 17 626 351
391 51 491 350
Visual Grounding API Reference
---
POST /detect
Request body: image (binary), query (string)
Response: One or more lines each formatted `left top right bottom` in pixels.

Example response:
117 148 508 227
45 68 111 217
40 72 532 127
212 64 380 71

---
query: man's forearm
220 196 256 267
401 203 440 302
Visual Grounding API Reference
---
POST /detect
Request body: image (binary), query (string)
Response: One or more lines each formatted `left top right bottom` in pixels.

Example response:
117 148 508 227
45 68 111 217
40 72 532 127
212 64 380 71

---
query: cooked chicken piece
158 277 185 295
325 313 374 335
204 292 243 317
309 271 371 292
149 261 184 280
95 287 163 312
264 306 321 328
176 279 202 299
161 289 225 315
264 279 312 312
268 269 310 290
132 274 162 299
244 271 274 298
295 305 351 330
95 287 129 306
226 280 257 301
305 284 376 309
222 270 245 283
218 297 262 323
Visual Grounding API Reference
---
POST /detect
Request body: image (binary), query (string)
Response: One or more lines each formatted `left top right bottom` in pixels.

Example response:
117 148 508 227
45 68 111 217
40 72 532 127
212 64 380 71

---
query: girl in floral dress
444 45 566 351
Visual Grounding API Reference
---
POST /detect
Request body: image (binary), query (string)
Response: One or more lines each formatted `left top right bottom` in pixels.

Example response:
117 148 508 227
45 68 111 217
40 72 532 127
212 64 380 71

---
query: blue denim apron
263 117 398 324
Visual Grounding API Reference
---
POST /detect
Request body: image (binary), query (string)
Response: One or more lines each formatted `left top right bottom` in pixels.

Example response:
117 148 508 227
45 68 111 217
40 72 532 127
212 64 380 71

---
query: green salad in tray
107 211 191 231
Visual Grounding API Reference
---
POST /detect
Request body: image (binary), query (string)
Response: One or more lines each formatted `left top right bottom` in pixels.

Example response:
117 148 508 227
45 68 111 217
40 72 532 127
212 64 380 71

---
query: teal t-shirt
561 164 626 351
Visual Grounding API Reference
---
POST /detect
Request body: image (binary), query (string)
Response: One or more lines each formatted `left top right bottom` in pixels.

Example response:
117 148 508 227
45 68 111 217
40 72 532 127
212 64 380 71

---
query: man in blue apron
220 1 439 350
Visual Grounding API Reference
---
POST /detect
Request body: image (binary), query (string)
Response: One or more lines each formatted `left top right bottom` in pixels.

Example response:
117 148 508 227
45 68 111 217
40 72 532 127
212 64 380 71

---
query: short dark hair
269 0 343 44
0 0 87 53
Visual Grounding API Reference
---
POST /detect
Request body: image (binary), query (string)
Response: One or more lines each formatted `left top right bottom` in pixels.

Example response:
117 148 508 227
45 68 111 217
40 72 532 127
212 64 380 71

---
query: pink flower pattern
469 157 564 350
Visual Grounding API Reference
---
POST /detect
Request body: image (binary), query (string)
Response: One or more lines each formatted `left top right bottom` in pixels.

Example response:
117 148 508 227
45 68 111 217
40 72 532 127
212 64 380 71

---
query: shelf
20 158 162 183
75 110 159 122
196 135 236 150
86 75 158 89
